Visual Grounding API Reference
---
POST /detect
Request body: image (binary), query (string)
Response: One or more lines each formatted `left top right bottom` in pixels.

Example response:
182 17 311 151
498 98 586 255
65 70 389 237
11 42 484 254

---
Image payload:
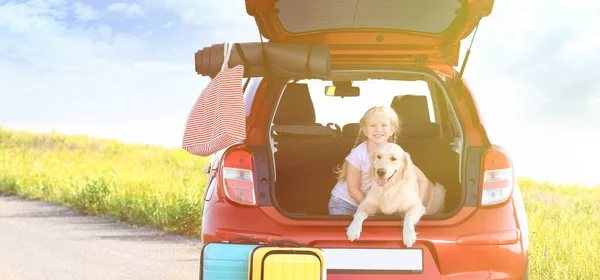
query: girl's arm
346 162 365 204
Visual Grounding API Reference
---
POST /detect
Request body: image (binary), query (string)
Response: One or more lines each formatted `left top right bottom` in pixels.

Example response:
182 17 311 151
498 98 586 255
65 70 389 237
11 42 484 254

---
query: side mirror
324 82 360 97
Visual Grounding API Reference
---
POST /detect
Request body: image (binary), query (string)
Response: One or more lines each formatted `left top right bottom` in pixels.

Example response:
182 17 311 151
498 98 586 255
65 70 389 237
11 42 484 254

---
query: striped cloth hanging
182 42 246 157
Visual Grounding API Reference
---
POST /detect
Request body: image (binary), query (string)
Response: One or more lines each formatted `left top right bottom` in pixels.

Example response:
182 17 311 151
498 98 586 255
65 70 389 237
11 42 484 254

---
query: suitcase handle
269 239 307 247
223 237 307 247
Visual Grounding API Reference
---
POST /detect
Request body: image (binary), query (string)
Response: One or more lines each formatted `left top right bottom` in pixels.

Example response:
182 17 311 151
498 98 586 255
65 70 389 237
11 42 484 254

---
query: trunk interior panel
269 70 464 219
273 135 462 216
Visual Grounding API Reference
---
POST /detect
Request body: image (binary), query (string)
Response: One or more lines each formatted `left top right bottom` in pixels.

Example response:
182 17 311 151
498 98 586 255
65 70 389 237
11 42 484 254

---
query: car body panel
201 195 528 279
197 71 526 278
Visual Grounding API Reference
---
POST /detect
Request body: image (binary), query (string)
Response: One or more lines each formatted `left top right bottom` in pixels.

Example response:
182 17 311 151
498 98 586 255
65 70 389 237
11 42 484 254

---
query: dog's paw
403 227 417 248
346 222 362 241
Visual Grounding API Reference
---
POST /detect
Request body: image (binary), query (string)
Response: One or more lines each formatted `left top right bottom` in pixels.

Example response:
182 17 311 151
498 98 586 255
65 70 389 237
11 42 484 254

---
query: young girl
328 106 401 215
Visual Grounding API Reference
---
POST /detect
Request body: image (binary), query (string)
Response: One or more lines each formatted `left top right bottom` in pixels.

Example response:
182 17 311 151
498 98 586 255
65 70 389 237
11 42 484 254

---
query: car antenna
454 15 482 85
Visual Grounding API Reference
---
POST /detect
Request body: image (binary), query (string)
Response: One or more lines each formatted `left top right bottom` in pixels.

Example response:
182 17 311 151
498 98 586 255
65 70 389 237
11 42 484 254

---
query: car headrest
273 83 316 125
401 123 441 138
390 95 431 124
390 95 440 138
342 123 360 138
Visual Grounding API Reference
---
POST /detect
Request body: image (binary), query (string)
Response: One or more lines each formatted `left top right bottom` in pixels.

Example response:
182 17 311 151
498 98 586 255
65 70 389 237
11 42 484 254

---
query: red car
196 0 529 279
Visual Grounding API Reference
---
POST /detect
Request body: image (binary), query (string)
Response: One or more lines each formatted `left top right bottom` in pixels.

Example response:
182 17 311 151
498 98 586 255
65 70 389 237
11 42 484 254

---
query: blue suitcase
199 238 264 280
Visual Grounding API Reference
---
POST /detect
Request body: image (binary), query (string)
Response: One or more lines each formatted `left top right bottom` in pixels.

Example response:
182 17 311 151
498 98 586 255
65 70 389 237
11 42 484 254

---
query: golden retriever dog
415 165 446 216
346 142 446 247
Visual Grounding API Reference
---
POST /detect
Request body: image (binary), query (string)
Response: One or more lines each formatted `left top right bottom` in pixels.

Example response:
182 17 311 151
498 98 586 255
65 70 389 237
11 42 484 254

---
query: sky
1 0 599 187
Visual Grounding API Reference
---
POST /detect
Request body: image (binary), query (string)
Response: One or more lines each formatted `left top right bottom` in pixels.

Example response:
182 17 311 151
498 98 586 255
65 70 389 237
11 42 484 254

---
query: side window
243 77 263 117
425 95 437 123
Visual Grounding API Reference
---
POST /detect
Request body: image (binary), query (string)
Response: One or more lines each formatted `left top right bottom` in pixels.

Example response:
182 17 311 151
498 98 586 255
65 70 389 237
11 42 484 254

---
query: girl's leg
328 196 358 215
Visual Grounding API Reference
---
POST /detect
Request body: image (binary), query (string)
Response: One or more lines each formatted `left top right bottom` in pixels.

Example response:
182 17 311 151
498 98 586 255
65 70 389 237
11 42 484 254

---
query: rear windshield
302 79 435 127
275 0 461 34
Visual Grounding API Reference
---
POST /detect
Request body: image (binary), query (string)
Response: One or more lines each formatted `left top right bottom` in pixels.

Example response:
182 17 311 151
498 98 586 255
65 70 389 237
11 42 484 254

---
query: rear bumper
201 198 529 279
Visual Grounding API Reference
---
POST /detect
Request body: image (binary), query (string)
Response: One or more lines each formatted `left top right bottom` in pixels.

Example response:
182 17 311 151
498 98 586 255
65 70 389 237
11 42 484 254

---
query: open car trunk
187 0 497 221
269 69 465 220
244 0 496 220
245 0 495 66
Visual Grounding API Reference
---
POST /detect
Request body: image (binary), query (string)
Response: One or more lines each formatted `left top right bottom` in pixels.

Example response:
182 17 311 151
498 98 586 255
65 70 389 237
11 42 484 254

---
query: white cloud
71 2 98 22
106 2 145 18
0 1 68 34
0 0 206 147
142 0 251 26
1 57 206 147
564 30 600 53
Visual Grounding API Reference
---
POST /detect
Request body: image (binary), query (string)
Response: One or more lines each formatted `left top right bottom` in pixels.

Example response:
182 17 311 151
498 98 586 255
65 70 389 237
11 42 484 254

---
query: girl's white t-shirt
330 141 372 207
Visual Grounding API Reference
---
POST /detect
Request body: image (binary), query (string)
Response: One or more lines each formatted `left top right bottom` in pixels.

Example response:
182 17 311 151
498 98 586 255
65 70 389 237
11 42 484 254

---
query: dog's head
370 142 413 188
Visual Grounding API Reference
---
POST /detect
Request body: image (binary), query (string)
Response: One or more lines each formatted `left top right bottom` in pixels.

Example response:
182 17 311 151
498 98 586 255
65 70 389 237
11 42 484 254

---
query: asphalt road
0 195 202 280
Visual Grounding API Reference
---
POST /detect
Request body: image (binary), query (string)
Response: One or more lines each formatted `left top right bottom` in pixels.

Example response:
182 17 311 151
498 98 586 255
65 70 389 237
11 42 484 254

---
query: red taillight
480 147 514 207
221 148 256 206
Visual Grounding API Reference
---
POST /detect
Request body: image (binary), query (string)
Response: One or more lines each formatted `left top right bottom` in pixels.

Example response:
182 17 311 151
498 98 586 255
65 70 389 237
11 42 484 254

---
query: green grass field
1 126 599 279
518 178 600 279
0 127 209 236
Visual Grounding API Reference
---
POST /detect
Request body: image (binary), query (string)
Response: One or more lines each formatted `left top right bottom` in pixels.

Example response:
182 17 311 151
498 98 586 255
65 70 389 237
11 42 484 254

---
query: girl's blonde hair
333 106 402 182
